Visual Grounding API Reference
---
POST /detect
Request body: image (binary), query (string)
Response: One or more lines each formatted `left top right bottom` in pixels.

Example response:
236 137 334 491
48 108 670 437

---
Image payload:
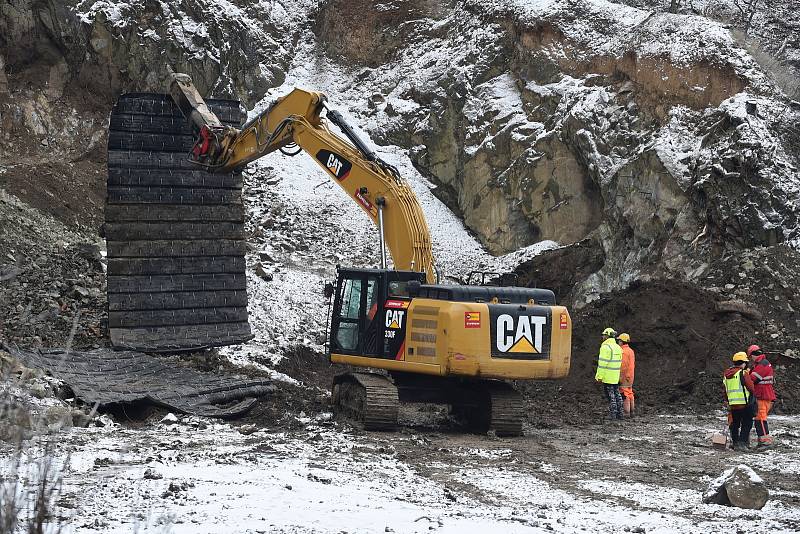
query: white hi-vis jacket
595 338 622 385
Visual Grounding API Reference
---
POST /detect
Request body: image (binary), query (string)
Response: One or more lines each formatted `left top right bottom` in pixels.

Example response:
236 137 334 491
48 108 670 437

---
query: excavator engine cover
105 93 253 351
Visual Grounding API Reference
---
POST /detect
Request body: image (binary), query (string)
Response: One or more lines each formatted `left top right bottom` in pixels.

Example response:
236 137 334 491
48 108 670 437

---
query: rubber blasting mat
106 94 252 351
5 345 273 418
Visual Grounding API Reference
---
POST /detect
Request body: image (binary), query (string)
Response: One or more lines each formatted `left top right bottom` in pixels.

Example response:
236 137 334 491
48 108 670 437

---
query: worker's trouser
603 384 623 420
755 400 773 445
729 408 753 447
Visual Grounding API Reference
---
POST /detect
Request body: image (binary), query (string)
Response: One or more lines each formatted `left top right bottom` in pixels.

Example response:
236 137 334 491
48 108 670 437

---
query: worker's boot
756 437 773 450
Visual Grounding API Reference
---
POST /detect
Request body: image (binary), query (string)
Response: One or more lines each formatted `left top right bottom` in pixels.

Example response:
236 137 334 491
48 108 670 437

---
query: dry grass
1 375 67 533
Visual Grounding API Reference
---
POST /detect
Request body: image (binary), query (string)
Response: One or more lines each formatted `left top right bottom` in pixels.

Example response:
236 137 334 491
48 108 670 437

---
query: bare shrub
1 375 67 533
0 443 66 534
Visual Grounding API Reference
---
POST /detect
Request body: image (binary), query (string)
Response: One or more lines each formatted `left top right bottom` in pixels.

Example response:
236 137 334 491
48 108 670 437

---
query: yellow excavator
165 74 572 436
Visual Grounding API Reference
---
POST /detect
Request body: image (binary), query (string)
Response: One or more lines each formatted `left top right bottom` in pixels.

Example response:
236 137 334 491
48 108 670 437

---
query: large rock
0 0 312 107
703 464 769 510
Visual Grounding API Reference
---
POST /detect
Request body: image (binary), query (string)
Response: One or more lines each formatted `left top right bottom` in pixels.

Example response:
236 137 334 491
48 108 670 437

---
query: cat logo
315 149 353 181
386 309 405 329
496 314 547 354
327 154 343 175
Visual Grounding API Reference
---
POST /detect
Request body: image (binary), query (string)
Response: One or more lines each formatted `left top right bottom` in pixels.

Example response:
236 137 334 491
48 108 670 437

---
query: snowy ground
8 412 799 533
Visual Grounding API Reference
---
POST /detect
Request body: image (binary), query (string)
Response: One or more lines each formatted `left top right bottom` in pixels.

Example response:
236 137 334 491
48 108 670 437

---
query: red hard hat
746 344 761 357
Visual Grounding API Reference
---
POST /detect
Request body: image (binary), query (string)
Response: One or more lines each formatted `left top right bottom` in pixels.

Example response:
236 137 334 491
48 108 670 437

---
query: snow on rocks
159 413 179 426
703 464 769 509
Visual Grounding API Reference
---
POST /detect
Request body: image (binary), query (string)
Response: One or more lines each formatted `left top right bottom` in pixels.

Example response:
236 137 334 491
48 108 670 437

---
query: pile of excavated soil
239 345 338 429
0 235 107 351
517 278 800 426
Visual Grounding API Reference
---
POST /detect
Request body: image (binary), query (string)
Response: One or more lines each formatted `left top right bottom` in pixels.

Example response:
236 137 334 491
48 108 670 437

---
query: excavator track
332 372 398 431
486 383 525 437
450 381 524 437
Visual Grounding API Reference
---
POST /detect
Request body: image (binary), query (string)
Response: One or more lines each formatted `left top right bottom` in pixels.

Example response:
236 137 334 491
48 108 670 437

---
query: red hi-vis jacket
751 355 777 401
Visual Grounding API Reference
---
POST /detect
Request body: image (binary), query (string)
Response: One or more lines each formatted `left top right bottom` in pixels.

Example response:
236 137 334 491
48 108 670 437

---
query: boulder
703 464 769 509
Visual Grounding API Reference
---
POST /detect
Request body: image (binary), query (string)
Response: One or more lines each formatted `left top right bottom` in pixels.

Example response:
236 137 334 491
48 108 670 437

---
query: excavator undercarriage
331 371 525 436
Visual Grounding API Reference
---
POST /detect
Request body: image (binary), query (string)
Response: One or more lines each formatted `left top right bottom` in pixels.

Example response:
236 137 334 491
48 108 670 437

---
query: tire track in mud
374 414 800 531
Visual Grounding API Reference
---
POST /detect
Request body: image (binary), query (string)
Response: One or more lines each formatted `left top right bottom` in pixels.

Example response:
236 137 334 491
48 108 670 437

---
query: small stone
95 414 115 427
160 413 179 425
71 285 90 299
254 262 273 281
30 381 51 399
238 424 258 435
143 468 163 480
703 464 769 509
44 406 73 429
71 409 93 427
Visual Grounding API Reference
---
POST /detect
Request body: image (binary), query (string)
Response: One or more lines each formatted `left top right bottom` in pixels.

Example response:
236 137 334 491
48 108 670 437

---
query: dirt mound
0 237 107 350
517 278 800 425
514 238 604 304
240 345 339 430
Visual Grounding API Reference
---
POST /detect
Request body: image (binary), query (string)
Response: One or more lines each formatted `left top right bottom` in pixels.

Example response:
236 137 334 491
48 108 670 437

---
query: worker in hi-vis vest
723 352 755 451
596 327 623 421
747 344 776 448
617 333 635 418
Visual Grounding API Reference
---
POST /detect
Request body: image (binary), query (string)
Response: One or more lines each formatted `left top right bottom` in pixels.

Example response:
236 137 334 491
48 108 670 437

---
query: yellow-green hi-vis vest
595 338 622 384
724 369 750 406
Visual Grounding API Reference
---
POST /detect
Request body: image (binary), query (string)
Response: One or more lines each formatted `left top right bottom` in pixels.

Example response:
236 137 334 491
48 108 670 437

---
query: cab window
336 278 362 350
388 281 409 298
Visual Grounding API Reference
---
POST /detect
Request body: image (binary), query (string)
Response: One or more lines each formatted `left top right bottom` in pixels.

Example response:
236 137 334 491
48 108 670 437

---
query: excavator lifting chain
332 372 399 431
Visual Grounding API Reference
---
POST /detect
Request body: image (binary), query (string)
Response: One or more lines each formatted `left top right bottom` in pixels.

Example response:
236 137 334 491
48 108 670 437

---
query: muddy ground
20 399 800 533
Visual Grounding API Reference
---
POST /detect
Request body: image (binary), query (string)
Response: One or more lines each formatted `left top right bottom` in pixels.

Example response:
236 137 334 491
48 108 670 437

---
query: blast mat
106 93 252 351
4 345 273 418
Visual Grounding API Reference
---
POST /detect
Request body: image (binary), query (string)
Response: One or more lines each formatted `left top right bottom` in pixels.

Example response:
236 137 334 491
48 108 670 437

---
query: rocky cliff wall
0 0 316 231
2 0 798 308
314 0 800 305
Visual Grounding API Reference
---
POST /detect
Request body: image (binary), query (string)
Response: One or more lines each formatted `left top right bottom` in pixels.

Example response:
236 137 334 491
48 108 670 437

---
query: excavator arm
169 74 436 283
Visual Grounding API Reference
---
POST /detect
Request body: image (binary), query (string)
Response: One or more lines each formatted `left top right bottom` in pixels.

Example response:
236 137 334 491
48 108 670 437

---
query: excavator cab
328 268 426 360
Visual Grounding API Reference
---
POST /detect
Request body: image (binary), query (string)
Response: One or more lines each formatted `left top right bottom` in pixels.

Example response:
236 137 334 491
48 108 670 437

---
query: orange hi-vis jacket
620 345 635 387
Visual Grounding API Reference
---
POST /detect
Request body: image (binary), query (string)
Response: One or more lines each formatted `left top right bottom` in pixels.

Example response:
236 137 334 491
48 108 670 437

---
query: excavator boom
170 74 436 283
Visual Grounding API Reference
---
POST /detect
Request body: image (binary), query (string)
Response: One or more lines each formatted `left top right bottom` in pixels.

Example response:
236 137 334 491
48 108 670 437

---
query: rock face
315 0 800 304
1 0 799 312
0 0 314 107
0 0 318 241
703 464 769 510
